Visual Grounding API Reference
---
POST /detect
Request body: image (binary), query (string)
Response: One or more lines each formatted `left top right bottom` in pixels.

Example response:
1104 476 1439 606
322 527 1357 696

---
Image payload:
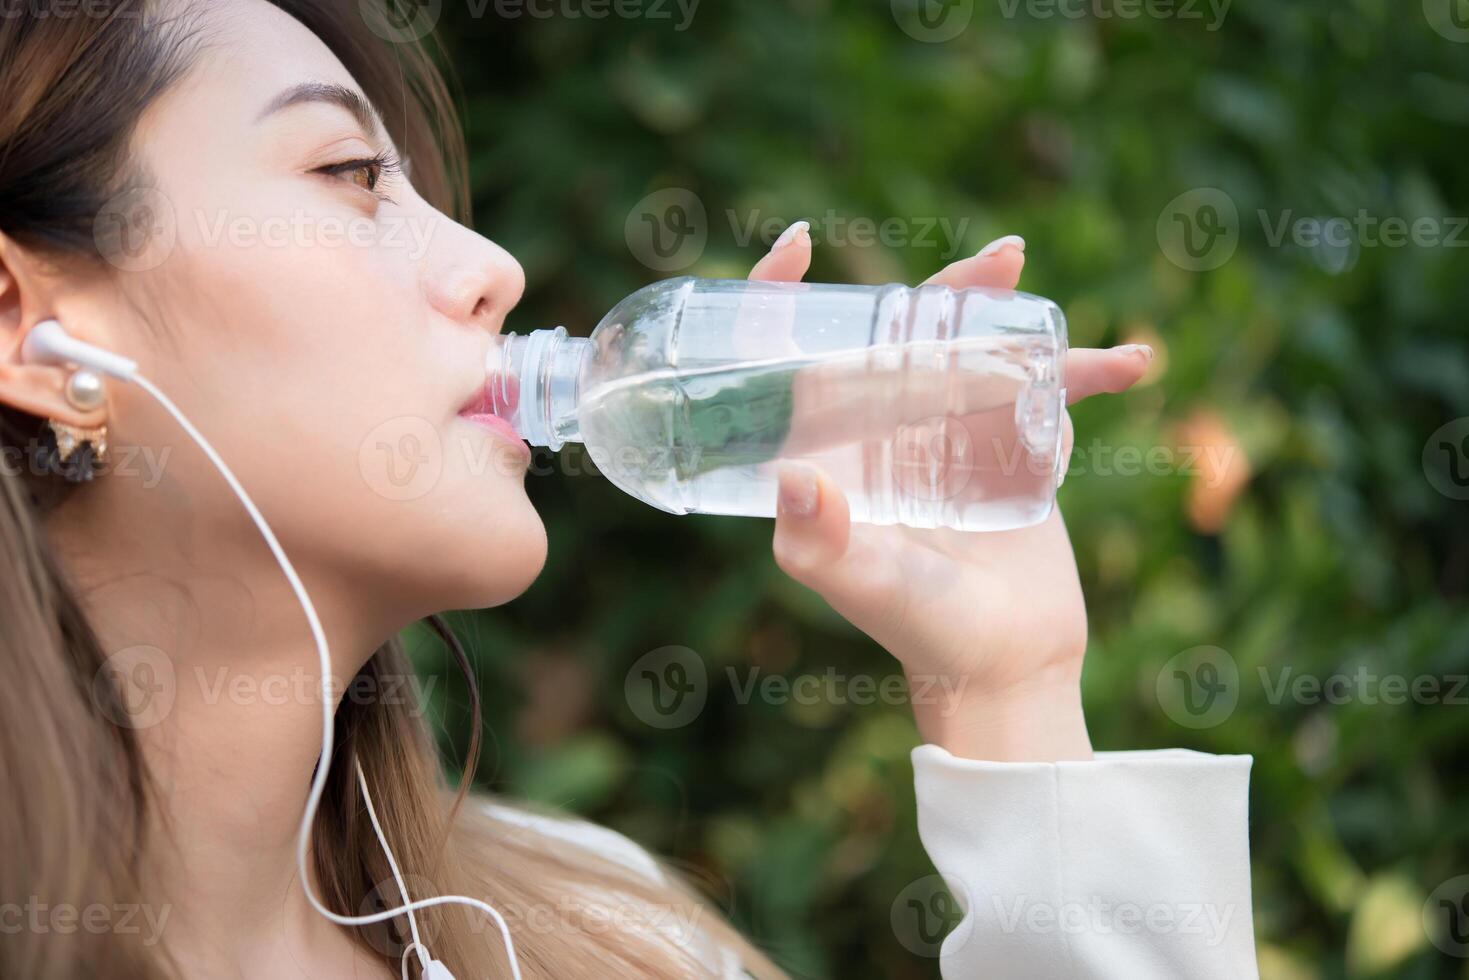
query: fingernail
977 234 1025 259
773 220 810 251
777 467 820 518
1118 343 1155 362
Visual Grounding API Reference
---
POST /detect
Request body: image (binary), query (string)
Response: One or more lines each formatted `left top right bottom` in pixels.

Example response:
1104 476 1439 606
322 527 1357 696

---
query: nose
422 216 526 333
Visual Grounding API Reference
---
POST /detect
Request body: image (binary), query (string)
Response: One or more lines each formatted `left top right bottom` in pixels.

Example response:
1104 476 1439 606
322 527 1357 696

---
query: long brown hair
0 2 780 977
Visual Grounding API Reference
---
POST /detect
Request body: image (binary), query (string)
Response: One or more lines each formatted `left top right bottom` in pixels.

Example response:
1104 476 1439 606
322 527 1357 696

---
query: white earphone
20 320 519 980
21 319 138 380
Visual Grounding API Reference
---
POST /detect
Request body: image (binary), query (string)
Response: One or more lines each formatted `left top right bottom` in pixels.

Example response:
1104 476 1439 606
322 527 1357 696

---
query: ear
0 231 109 428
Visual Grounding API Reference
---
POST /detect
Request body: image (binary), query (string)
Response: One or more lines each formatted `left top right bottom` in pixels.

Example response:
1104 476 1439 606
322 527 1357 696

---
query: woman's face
72 0 546 621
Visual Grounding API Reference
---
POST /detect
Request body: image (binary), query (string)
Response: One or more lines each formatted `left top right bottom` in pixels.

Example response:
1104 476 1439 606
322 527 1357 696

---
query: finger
1065 345 1155 405
772 462 853 578
771 464 911 640
748 220 812 283
922 235 1025 290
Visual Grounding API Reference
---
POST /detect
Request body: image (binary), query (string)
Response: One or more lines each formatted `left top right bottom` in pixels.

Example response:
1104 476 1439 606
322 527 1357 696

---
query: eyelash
314 151 402 203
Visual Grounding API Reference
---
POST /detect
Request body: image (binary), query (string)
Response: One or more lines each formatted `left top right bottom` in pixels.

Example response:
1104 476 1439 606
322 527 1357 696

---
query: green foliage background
400 1 1469 976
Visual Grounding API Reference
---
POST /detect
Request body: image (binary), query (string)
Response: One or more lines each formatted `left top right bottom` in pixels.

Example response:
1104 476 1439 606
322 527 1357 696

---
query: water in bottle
484 277 1067 532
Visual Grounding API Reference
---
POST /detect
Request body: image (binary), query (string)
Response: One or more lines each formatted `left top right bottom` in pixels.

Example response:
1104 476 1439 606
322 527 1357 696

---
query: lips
458 343 526 452
461 409 527 451
466 337 520 417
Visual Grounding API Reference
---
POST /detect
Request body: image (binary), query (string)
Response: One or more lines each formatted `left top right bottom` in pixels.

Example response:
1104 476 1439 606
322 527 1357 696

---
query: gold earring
43 368 110 481
47 419 109 465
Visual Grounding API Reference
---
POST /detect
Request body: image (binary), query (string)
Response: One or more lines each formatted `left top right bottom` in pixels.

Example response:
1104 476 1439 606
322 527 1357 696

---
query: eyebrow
256 82 383 138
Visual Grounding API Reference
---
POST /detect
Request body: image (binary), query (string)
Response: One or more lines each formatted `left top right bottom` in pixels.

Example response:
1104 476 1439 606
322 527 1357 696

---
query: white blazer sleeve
911 746 1260 979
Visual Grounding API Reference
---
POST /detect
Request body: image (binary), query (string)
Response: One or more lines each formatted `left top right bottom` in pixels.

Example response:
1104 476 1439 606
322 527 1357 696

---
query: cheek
148 238 546 611
164 216 429 440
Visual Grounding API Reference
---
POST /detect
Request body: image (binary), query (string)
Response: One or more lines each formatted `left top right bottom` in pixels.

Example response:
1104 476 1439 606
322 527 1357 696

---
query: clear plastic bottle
485 277 1067 531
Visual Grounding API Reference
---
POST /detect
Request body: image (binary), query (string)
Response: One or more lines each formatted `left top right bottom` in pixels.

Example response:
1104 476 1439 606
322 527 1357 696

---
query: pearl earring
41 368 110 481
65 368 107 412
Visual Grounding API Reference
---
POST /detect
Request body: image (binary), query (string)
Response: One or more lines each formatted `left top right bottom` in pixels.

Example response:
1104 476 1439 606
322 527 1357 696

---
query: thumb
771 463 913 649
771 462 852 581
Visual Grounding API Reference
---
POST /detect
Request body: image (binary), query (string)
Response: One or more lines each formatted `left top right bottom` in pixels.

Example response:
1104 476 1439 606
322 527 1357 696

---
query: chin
430 492 548 611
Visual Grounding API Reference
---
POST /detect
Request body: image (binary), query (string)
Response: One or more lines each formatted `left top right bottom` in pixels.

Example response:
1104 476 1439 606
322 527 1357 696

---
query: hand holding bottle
749 227 1154 763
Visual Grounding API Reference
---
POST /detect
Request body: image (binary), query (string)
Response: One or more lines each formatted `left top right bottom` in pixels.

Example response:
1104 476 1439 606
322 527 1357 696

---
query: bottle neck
488 327 593 451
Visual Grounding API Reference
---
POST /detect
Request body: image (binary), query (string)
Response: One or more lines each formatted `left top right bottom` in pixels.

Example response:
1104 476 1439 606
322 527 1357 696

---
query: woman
0 1 1259 977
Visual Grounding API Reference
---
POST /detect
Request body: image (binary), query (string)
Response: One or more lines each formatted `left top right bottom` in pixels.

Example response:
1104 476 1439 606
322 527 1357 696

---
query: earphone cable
357 758 429 974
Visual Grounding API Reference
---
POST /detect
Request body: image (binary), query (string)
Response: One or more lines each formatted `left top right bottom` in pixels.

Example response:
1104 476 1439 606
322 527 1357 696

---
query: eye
314 151 402 201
